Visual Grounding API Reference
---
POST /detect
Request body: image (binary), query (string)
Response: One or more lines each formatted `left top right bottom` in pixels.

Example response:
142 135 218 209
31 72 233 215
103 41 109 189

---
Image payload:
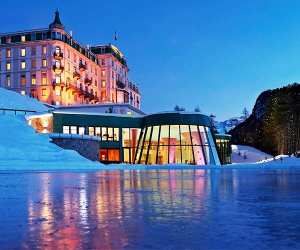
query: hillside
0 87 100 170
231 145 273 163
230 83 300 156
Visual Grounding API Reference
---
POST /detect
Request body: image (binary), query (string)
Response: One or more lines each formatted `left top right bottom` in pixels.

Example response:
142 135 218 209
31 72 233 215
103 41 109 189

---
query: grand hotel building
0 11 140 108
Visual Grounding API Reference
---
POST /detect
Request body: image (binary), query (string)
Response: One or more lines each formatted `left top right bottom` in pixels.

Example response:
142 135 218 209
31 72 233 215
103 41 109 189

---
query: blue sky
1 0 300 120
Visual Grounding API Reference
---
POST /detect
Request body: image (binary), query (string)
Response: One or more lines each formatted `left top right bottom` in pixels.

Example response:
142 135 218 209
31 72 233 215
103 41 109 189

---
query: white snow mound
0 87 48 112
232 145 273 163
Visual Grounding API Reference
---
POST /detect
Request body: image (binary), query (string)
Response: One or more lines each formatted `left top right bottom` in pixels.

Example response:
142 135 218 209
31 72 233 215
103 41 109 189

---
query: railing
49 133 101 141
0 108 37 115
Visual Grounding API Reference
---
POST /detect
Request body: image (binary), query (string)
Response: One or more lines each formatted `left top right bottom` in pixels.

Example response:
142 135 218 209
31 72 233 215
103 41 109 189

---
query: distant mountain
230 83 300 156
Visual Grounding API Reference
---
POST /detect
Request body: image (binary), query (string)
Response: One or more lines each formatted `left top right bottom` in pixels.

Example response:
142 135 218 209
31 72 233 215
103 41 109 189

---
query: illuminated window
42 88 47 96
31 74 36 85
42 46 47 55
101 127 107 141
70 126 77 134
6 75 11 87
55 76 61 84
21 48 26 57
6 62 11 71
20 90 26 95
107 127 113 141
55 46 61 54
88 127 95 136
42 59 47 67
21 35 26 42
101 80 106 88
6 49 11 58
78 127 85 135
101 70 106 77
41 73 47 85
114 128 119 141
55 89 60 96
21 61 26 69
63 126 70 134
20 75 26 85
95 127 101 137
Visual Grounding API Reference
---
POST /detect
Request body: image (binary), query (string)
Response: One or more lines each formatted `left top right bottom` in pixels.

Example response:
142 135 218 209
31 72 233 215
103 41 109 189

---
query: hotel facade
0 11 140 109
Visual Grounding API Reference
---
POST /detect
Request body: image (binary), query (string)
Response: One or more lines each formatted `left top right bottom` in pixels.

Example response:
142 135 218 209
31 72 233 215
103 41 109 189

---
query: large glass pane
107 127 113 141
108 149 120 162
70 126 77 134
169 125 180 145
78 127 85 135
123 148 130 163
181 145 194 164
95 127 101 137
102 127 107 141
122 128 130 147
199 126 208 145
135 128 146 163
147 146 158 164
203 145 216 165
130 128 140 148
151 126 160 147
190 125 201 145
147 126 159 164
159 125 169 145
140 127 152 164
180 125 191 145
88 127 95 136
63 126 69 134
169 145 181 164
157 146 168 164
114 128 119 141
130 147 136 163
193 145 206 165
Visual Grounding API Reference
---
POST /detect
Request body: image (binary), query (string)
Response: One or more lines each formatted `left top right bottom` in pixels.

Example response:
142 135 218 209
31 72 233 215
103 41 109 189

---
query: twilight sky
1 0 300 120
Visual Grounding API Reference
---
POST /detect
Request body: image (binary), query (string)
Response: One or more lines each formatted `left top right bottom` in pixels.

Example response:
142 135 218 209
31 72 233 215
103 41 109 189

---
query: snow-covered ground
0 87 101 170
0 88 48 112
231 144 273 163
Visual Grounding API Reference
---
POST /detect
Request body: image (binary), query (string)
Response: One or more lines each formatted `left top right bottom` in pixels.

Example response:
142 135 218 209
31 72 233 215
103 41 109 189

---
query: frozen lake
1 169 300 250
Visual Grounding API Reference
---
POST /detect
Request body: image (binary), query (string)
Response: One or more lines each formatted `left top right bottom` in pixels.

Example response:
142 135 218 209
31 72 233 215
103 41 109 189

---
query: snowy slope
232 145 273 163
0 88 101 170
0 87 48 112
0 115 101 170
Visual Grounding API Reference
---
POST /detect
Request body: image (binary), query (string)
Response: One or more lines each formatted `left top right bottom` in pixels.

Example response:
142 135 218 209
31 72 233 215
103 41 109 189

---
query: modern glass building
30 105 230 166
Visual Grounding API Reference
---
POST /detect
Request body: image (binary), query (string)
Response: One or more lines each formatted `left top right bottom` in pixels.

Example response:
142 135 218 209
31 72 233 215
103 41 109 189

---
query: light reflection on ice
1 169 300 249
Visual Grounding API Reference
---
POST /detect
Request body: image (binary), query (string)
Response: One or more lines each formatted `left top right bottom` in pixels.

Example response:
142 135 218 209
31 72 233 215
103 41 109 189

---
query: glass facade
134 125 220 165
122 128 141 163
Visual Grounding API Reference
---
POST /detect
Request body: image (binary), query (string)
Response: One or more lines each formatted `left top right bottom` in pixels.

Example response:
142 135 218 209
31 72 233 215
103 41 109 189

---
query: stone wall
52 138 100 161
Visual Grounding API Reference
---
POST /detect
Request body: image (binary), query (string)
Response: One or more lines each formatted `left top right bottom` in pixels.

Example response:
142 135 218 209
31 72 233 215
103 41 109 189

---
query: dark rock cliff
230 83 300 156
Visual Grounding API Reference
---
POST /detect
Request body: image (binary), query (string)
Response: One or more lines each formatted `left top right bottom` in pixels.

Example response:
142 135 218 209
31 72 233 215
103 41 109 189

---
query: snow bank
0 115 101 170
231 144 273 163
0 87 48 112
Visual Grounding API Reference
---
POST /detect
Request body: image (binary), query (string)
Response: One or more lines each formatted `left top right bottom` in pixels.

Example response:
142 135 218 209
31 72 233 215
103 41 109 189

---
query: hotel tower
0 11 141 108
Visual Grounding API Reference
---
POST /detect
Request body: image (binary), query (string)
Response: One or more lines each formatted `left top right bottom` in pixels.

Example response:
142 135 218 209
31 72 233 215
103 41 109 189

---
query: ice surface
1 170 300 250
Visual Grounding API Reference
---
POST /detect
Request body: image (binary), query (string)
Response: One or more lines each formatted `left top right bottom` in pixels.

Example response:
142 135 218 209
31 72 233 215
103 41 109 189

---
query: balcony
52 65 64 74
116 80 126 89
53 51 63 59
84 77 92 85
79 62 87 72
73 71 80 80
52 80 65 89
